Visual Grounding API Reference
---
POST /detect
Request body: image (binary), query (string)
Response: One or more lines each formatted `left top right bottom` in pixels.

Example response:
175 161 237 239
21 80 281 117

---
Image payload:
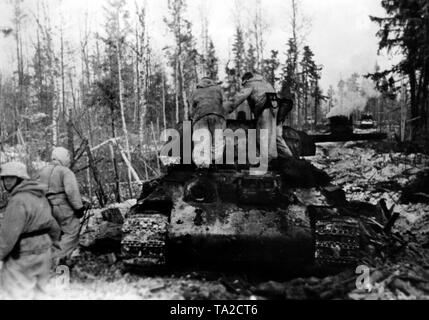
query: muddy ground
42 141 429 300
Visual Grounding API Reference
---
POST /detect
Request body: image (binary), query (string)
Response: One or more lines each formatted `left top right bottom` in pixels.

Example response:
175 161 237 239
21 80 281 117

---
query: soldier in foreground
189 77 227 167
0 162 60 299
38 147 86 265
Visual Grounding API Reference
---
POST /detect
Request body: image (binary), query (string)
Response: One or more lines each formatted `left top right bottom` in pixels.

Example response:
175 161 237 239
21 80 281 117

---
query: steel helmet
52 147 71 167
0 161 30 180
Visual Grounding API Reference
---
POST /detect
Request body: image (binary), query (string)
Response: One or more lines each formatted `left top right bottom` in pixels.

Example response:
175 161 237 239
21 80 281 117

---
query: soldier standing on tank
189 77 227 167
37 147 86 265
225 72 293 162
276 89 295 158
0 162 61 299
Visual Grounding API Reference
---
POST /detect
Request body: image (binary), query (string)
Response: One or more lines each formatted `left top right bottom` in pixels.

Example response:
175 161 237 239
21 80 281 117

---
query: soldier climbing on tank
276 86 295 158
225 72 293 162
189 77 227 168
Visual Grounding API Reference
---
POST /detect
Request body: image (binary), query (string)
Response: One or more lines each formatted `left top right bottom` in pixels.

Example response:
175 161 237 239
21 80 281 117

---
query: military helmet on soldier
0 161 30 180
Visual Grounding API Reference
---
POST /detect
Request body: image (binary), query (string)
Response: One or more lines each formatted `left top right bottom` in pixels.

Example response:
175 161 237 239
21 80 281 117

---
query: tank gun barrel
310 132 387 143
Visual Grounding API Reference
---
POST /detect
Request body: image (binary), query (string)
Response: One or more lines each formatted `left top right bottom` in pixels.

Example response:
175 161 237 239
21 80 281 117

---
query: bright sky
0 0 397 91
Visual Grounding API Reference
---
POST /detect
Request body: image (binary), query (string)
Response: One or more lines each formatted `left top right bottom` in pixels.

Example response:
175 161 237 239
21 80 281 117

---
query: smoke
327 76 380 118
360 78 380 98
327 91 366 118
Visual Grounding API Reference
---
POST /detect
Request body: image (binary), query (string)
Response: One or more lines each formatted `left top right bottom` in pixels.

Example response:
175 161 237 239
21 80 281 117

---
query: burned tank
120 119 385 273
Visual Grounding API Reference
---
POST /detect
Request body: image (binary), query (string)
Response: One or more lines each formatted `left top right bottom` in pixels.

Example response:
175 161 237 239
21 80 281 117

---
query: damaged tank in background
309 116 386 144
359 114 376 130
120 118 395 274
281 115 387 158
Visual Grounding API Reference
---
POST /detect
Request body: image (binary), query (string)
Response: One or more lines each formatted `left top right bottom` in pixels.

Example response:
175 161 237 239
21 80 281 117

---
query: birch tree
135 3 148 151
113 1 133 193
165 0 199 123
249 0 267 72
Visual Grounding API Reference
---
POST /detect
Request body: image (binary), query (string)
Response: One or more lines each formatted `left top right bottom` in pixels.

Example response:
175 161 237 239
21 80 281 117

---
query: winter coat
189 78 226 122
37 164 83 210
0 181 61 260
230 74 277 119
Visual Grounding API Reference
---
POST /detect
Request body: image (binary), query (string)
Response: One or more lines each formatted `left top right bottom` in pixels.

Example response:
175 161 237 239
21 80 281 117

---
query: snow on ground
44 142 429 300
3 141 429 300
311 142 429 230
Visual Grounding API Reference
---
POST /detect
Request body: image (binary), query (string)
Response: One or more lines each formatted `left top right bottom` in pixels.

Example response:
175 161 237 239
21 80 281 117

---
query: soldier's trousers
257 108 279 161
0 250 51 299
276 125 294 158
52 203 80 261
193 115 227 167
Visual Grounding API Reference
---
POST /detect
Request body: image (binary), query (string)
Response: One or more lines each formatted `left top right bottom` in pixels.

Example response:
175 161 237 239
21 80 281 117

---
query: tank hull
167 197 314 269
122 168 361 272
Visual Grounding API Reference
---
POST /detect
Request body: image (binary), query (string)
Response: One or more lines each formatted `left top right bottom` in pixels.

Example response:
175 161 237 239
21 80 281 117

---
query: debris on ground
36 141 429 300
79 200 136 252
401 169 429 205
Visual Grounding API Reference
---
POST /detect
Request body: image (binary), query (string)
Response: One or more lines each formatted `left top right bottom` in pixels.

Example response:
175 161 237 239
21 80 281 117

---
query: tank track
315 217 361 267
121 212 168 268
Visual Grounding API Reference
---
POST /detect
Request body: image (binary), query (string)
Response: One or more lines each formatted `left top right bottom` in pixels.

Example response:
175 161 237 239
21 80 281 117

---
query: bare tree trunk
401 82 407 142
86 143 107 207
68 73 75 161
80 10 94 146
151 121 161 173
156 117 160 139
175 59 180 123
47 29 58 145
14 0 23 145
162 70 167 130
60 25 65 117
290 0 300 128
52 95 59 146
139 64 148 153
135 18 143 147
253 0 265 71
133 46 139 128
180 59 189 121
86 167 93 205
314 81 320 129
136 5 150 180
60 21 68 153
303 74 308 126
174 2 184 124
138 12 148 153
116 12 133 198
109 93 122 203
109 142 121 203
36 1 43 114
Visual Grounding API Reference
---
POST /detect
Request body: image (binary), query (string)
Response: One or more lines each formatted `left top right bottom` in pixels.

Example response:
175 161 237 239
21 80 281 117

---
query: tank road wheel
121 213 169 268
314 217 361 267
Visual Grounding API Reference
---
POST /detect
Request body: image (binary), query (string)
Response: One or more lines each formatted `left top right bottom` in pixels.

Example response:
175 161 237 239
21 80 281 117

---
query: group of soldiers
0 147 86 299
0 71 292 300
189 72 294 166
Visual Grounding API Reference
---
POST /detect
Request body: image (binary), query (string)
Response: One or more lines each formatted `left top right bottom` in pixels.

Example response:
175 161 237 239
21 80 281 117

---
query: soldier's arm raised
223 87 253 114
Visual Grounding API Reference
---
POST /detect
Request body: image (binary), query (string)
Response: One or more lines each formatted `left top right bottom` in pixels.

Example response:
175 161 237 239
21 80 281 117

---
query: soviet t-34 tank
120 119 386 273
